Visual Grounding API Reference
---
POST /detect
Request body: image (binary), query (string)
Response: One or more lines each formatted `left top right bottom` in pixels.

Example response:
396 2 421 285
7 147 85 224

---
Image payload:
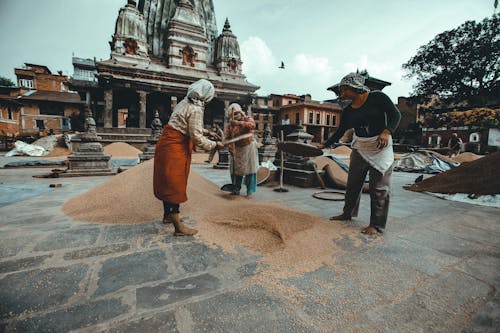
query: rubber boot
170 213 198 236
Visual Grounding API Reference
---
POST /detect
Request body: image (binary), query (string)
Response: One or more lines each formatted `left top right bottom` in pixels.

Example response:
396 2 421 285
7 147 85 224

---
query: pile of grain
63 159 358 278
330 145 352 155
408 151 500 195
421 149 458 165
452 152 483 163
103 142 141 158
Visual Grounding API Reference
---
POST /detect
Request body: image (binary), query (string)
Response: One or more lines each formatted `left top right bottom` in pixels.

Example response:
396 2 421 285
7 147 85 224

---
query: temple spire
223 18 231 32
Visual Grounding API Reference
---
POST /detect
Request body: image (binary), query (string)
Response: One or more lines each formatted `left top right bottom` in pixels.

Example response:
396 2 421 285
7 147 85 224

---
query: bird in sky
278 61 285 69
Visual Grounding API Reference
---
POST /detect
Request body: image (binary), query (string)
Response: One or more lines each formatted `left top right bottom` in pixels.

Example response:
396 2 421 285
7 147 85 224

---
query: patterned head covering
339 72 370 92
227 103 244 119
187 79 215 106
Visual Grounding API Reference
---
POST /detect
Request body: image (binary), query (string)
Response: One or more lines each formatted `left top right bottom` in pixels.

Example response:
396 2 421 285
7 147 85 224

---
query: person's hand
230 120 241 126
228 145 235 156
215 141 225 150
209 131 221 140
377 129 391 149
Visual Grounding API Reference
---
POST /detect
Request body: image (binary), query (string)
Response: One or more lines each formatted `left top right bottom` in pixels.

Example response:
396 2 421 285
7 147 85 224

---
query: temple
71 0 258 144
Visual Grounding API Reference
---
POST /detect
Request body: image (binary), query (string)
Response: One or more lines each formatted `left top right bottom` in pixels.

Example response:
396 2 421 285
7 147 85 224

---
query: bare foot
361 226 381 235
245 195 252 199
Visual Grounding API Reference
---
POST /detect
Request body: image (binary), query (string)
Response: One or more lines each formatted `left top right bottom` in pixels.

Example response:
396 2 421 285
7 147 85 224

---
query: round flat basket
257 166 270 185
312 190 345 201
277 141 323 157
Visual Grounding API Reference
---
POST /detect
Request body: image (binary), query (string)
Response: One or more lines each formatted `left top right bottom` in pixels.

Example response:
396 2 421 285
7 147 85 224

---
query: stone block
136 273 219 309
106 310 178 333
186 285 306 332
63 243 130 260
33 228 100 252
94 250 168 296
0 255 52 274
13 298 129 332
0 264 88 316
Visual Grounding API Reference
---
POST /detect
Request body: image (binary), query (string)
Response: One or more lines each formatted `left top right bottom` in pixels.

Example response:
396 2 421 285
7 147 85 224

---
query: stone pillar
104 89 113 128
223 100 230 127
139 91 147 128
85 91 91 105
320 127 324 143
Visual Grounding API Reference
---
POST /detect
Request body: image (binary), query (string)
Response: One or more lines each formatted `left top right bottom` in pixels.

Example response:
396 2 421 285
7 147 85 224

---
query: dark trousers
343 149 393 230
163 201 179 217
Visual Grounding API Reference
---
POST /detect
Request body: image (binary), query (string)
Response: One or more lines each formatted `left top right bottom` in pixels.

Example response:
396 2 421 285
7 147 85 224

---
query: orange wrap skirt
153 125 193 204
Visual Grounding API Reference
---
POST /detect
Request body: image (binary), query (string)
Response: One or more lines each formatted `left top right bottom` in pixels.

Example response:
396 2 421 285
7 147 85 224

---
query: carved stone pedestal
139 143 156 162
65 138 114 177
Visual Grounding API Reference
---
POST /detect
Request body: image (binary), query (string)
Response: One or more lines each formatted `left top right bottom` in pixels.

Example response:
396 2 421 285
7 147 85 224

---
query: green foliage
423 108 500 129
0 76 15 87
403 14 499 106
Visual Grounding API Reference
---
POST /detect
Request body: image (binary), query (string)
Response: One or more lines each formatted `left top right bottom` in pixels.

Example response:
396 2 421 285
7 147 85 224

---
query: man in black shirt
321 73 401 235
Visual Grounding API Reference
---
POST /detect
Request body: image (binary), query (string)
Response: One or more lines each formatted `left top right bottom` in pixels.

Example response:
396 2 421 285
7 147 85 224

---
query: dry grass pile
103 142 141 158
408 151 500 195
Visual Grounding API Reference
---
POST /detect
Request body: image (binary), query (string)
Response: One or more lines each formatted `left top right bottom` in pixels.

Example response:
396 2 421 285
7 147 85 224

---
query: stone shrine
65 106 114 176
258 124 277 163
139 110 162 162
276 125 325 188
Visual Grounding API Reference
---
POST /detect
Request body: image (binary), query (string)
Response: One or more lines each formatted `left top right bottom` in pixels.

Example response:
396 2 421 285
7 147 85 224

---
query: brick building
0 63 85 137
15 63 69 92
0 87 22 137
278 95 342 143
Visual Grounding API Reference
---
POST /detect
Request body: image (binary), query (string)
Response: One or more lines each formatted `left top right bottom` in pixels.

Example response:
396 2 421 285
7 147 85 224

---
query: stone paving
0 159 499 332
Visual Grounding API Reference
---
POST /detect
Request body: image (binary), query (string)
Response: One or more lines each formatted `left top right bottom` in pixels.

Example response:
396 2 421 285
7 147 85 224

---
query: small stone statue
151 110 163 140
263 123 272 145
84 105 97 134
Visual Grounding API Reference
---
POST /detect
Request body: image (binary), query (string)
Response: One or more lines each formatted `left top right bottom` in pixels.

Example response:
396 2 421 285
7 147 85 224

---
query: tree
403 14 499 106
0 76 15 87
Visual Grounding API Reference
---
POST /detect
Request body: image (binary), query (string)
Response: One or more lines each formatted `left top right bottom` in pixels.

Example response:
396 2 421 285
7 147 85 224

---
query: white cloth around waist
351 134 394 174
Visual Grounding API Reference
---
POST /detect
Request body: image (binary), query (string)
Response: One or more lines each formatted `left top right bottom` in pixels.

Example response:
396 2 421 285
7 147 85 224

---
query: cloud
240 37 339 100
240 36 276 76
342 55 413 100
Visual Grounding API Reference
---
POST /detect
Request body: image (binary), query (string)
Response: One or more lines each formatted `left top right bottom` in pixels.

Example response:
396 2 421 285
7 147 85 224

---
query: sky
0 0 496 102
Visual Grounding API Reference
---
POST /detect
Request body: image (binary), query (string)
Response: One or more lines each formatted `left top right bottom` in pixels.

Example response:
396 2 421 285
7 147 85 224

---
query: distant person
448 133 462 157
205 123 224 163
225 103 259 198
281 114 290 125
320 72 401 235
154 79 224 236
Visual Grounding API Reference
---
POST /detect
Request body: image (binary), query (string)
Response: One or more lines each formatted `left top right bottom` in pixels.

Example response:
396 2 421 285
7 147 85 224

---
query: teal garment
231 174 257 195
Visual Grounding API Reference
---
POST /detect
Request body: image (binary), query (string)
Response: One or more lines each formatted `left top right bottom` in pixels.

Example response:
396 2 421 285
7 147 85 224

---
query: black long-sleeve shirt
324 91 401 147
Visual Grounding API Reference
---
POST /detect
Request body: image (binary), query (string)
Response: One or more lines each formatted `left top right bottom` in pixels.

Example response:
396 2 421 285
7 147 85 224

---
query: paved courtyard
0 159 499 332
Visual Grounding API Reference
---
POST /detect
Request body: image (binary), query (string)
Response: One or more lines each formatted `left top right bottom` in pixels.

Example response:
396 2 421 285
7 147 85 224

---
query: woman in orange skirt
154 79 223 236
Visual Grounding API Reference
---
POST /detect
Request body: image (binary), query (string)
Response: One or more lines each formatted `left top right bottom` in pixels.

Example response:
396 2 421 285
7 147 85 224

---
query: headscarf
227 103 244 120
187 79 215 106
339 72 370 92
